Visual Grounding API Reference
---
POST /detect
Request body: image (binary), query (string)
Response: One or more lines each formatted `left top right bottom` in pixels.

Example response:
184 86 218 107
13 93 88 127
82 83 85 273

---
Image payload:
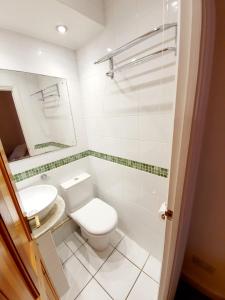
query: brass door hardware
161 209 173 220
28 215 41 229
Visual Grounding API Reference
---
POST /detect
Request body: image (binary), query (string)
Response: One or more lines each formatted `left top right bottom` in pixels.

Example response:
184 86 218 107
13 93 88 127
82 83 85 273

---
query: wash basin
19 185 58 220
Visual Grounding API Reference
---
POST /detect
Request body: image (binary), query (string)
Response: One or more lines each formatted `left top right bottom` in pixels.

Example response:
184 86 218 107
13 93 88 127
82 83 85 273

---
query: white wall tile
74 0 179 256
139 140 171 168
2 0 179 264
139 112 173 143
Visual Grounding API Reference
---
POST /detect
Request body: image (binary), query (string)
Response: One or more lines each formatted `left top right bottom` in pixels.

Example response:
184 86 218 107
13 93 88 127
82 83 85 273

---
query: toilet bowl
71 198 118 251
61 173 118 251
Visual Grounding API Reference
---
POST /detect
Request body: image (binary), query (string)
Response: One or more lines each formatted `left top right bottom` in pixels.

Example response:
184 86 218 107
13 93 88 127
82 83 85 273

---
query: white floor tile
110 229 125 247
116 236 149 269
95 250 140 300
76 279 112 300
127 272 159 300
61 256 92 300
143 256 162 283
64 232 83 253
56 242 73 264
75 243 114 275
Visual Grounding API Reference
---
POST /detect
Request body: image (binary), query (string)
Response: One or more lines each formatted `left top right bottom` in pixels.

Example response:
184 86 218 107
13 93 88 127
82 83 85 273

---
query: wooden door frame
0 215 39 299
159 0 215 299
0 141 59 299
0 142 31 240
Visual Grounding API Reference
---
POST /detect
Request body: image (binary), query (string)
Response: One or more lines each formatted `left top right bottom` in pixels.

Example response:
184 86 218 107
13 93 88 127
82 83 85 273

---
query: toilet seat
70 198 118 236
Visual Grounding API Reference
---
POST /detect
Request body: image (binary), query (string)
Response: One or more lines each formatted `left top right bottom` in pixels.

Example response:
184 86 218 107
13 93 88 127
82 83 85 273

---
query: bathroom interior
0 0 180 299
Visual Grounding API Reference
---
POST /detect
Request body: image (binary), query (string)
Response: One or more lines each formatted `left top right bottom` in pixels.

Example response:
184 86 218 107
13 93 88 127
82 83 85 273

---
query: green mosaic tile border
89 150 168 178
34 142 69 149
13 150 90 183
13 150 168 183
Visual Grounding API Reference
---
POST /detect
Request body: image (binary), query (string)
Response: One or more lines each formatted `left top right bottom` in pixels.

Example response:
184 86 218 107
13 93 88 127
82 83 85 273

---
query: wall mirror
0 69 76 162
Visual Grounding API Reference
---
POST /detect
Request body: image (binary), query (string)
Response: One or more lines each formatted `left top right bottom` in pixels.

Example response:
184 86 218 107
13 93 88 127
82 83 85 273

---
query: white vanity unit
19 185 69 297
34 196 69 297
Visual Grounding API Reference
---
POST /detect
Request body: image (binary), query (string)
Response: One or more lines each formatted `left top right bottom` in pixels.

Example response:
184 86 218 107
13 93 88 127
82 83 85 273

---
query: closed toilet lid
70 198 118 235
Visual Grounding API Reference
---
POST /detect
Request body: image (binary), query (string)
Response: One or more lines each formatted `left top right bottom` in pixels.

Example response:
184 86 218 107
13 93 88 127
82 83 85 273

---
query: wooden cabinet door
0 216 40 300
0 142 58 300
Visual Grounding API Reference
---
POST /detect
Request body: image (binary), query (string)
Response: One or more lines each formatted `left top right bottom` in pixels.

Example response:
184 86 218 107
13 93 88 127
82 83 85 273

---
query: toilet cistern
60 173 118 251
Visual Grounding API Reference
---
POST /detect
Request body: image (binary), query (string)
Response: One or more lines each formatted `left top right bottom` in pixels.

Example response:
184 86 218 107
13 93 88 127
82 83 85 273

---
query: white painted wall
0 28 88 174
76 0 179 255
58 0 105 25
0 0 104 49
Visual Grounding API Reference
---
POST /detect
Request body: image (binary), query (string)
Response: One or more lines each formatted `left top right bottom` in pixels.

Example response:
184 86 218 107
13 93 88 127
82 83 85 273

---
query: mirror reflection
0 70 76 162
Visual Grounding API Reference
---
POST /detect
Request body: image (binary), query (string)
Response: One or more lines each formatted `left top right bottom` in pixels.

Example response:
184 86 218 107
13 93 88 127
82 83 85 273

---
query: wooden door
158 1 203 299
0 141 59 300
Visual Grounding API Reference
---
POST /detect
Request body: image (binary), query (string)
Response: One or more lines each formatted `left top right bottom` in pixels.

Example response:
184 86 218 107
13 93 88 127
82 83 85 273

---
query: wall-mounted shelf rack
94 22 177 79
31 83 60 101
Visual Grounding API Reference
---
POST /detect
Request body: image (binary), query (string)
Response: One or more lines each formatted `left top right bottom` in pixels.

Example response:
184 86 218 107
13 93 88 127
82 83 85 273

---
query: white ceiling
0 0 104 50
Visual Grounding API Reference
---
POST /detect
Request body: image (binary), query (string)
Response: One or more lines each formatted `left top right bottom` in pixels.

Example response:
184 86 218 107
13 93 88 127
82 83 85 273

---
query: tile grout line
141 254 162 284
91 278 114 300
124 252 152 300
111 232 125 248
61 231 159 300
72 231 124 278
114 246 147 271
125 253 160 299
73 253 114 300
143 269 160 284
61 237 95 300
92 247 144 300
92 247 120 297
61 241 75 265
65 236 87 255
62 231 117 291
73 243 115 277
125 269 142 300
61 232 88 265
73 274 93 300
70 236 116 300
74 231 149 299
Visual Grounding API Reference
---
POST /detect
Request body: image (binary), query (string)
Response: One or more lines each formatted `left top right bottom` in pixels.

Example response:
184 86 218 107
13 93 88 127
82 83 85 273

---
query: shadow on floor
175 279 212 300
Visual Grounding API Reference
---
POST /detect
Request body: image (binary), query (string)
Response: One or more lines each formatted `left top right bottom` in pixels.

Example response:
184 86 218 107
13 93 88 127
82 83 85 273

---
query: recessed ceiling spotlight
56 25 68 34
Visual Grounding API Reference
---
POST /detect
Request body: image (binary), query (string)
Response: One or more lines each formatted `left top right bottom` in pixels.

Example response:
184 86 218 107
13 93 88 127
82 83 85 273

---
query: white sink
19 185 58 220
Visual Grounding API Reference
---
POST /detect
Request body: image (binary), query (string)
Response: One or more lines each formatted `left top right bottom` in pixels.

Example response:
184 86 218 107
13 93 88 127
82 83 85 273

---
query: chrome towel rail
106 47 176 77
94 23 177 79
30 83 60 101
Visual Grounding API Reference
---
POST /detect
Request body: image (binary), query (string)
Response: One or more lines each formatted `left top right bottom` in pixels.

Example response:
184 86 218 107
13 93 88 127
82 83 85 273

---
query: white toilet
60 173 118 251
